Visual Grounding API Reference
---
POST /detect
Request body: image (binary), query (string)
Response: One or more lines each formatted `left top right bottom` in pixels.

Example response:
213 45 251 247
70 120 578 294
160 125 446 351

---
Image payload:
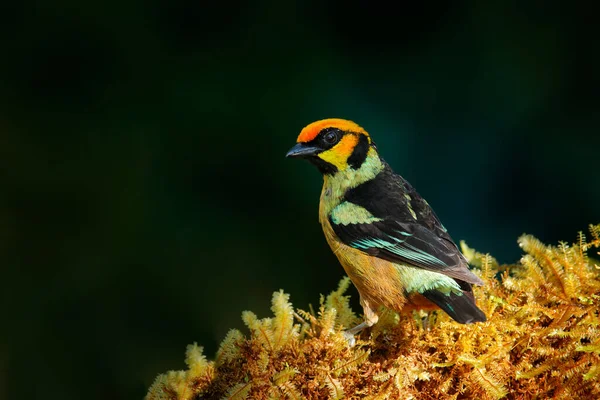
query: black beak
285 143 321 158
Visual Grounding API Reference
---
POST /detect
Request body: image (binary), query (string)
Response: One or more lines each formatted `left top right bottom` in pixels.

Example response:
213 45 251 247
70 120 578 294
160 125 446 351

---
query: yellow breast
318 183 408 312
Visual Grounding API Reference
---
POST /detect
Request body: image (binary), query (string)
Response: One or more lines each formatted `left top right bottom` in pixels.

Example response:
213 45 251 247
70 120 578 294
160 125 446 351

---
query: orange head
286 118 375 174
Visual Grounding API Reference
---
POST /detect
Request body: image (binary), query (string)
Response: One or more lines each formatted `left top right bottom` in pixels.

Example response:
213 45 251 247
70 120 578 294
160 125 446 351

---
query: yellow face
317 133 359 171
286 118 373 174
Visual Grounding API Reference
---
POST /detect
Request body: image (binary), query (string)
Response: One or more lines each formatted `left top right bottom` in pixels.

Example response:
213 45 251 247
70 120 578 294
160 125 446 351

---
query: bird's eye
323 130 340 145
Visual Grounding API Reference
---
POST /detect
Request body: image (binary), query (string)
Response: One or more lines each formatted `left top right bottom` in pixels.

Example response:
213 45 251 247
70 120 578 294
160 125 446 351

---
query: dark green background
1 2 598 399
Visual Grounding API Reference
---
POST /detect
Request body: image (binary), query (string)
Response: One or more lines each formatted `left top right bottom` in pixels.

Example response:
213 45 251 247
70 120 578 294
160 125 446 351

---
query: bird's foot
342 320 373 347
342 330 356 347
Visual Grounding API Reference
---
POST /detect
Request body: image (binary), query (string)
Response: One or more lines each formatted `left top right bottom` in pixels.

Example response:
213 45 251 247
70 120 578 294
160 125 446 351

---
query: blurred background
1 1 598 399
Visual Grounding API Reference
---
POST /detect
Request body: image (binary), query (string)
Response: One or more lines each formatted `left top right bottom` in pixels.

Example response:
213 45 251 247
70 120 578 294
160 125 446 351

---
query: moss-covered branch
147 224 600 399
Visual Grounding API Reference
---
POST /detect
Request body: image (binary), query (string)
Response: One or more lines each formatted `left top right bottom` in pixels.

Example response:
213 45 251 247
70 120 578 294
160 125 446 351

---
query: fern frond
146 370 190 400
215 329 243 366
578 230 589 259
295 308 314 321
516 363 552 379
460 241 499 270
458 355 483 369
373 367 397 382
242 311 273 352
272 367 298 385
255 350 270 372
271 290 295 350
222 382 251 400
518 254 547 289
480 253 498 283
295 308 317 329
332 348 370 376
532 343 561 357
561 357 593 379
589 224 600 245
393 369 406 391
146 373 176 400
277 381 303 400
295 308 317 334
185 342 209 375
325 277 358 329
318 306 337 339
556 242 578 297
324 374 344 400
521 235 573 300
470 367 508 399
576 344 600 354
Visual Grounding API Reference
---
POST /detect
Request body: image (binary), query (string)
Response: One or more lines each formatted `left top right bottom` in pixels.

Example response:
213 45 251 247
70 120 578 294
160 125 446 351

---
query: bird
286 118 486 344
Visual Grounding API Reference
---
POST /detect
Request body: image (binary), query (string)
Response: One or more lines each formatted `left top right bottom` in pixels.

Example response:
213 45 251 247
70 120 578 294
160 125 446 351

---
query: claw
342 330 356 347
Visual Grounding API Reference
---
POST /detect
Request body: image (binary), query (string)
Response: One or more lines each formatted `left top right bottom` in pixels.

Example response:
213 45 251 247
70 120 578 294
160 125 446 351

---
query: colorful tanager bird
286 118 486 344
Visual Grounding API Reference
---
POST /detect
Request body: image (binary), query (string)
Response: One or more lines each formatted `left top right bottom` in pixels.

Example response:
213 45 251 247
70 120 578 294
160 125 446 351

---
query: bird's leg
343 298 379 347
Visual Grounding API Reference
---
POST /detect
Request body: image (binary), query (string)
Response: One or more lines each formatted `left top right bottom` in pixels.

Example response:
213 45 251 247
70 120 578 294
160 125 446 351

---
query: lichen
146 224 600 399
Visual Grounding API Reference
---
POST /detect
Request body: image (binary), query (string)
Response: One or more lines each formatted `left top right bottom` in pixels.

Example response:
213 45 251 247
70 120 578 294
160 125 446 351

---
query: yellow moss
215 329 243 366
146 224 600 400
325 277 359 330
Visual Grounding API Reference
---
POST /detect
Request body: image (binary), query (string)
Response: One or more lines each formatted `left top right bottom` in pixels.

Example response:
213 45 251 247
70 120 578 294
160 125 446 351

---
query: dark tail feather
422 289 487 324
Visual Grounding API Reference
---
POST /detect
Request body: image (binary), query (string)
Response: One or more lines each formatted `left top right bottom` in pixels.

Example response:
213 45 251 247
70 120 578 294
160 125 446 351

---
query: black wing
333 163 483 285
